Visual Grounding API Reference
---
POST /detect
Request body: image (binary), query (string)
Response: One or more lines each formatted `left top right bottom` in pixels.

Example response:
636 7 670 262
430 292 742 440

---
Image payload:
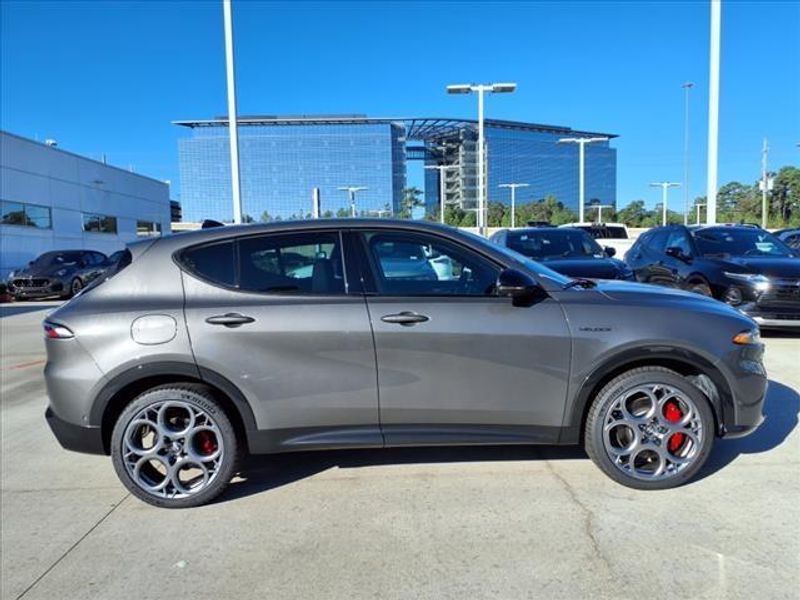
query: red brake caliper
663 401 685 453
196 431 218 455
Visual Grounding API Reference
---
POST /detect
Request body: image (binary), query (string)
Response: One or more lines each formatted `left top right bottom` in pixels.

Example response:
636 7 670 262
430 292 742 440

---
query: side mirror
604 246 616 258
665 246 690 261
496 268 541 306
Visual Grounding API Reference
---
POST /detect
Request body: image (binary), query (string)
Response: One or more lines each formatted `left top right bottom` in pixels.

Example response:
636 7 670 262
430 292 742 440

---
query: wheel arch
562 346 733 445
90 361 257 455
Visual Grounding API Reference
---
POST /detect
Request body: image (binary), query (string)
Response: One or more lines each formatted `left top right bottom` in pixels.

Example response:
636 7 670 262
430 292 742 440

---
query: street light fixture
446 82 517 235
337 186 368 217
557 137 609 223
588 203 614 224
425 165 459 224
650 181 681 226
498 183 529 228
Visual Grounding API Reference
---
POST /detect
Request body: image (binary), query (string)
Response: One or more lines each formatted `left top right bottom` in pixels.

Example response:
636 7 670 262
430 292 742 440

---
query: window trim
174 229 353 297
354 229 504 299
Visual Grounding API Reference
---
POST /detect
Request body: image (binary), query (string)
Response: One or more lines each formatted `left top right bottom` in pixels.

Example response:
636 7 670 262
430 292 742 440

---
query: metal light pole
650 182 681 226
337 186 367 217
681 82 694 225
695 202 706 225
558 137 609 223
498 183 529 228
706 0 721 225
589 204 614 224
761 138 769 229
425 165 459 224
222 0 242 224
447 82 517 236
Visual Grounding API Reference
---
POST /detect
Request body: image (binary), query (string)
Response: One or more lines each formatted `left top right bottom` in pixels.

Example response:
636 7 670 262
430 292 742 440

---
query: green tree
399 187 424 219
260 211 273 223
771 166 800 225
617 200 648 227
336 207 350 218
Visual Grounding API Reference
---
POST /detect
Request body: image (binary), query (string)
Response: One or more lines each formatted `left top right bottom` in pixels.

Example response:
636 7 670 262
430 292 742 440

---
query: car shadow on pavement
220 379 799 503
697 379 799 481
223 444 587 503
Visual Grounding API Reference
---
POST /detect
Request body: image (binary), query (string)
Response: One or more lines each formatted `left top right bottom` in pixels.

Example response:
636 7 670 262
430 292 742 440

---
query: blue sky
2 0 798 210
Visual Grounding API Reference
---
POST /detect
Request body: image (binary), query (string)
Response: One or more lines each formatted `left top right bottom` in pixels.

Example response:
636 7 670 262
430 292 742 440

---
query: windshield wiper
563 278 597 290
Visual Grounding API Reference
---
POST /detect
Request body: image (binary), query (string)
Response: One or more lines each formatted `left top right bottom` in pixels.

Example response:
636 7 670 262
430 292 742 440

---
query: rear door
180 229 381 451
353 228 572 445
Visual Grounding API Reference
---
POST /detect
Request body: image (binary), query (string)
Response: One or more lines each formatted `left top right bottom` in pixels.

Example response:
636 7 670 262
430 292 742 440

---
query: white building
0 131 171 279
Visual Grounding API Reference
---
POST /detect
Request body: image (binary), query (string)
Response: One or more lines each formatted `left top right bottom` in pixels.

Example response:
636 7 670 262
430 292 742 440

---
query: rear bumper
45 407 106 455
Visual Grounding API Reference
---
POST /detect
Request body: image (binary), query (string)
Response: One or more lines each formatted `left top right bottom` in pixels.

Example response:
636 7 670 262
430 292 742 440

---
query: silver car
44 220 767 508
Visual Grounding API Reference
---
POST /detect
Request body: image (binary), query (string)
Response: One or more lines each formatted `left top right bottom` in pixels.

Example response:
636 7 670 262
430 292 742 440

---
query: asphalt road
1 301 799 600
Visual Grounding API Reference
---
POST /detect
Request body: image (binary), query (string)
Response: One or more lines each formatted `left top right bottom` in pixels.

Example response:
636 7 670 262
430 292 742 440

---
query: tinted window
83 213 118 234
181 241 236 287
647 230 670 254
238 232 345 294
783 233 800 250
33 251 83 267
364 231 498 296
665 230 692 255
508 229 602 259
693 228 792 257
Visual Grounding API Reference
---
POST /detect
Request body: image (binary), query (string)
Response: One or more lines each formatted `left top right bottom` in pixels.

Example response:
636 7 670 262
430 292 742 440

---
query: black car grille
758 278 800 306
11 278 50 288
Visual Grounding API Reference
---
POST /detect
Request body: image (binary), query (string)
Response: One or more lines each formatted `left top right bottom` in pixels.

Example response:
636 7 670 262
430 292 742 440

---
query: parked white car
559 222 635 257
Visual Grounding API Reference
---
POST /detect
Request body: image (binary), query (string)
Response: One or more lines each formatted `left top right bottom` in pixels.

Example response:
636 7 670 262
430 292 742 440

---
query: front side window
363 231 499 296
666 230 693 255
83 213 117 234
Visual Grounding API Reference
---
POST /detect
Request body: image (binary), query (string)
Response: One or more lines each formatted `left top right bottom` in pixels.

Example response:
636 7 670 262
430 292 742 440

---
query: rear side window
178 232 345 294
238 232 344 294
181 241 236 287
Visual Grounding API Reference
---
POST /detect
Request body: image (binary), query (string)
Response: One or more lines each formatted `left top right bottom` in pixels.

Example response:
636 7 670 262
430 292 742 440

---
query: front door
181 229 380 451
354 229 572 445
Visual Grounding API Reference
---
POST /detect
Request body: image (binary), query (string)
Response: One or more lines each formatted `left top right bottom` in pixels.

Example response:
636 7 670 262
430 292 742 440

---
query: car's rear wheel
111 384 239 508
69 278 83 298
585 367 714 490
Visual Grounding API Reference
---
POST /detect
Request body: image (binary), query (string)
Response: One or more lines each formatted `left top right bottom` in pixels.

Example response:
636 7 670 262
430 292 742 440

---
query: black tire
111 384 240 508
584 366 715 490
68 277 83 298
687 279 712 297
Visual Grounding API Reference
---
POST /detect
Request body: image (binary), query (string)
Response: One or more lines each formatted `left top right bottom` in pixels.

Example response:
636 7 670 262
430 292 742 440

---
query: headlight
724 272 770 292
732 329 761 345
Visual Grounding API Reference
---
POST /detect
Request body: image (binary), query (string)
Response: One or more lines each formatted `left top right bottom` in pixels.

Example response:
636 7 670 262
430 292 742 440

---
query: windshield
507 229 603 260
571 225 628 239
693 228 793 257
32 252 83 267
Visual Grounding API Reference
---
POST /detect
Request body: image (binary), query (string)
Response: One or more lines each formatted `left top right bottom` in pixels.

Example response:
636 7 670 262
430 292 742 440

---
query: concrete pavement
1 302 798 600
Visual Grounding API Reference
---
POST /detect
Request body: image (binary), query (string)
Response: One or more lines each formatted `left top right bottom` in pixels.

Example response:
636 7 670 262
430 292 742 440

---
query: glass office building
175 116 616 222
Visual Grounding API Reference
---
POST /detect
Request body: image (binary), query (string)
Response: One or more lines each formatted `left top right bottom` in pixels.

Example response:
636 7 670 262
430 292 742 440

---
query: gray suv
44 220 767 508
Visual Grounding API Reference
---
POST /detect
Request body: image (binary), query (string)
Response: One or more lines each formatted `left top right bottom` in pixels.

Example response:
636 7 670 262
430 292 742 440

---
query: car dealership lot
2 302 799 600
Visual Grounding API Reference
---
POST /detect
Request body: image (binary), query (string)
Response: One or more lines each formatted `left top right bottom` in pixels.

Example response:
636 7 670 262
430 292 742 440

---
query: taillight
44 322 74 339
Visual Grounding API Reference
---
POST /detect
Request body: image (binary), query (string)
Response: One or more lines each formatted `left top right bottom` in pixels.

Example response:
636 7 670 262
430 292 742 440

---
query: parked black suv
490 227 634 280
8 250 108 300
625 225 800 328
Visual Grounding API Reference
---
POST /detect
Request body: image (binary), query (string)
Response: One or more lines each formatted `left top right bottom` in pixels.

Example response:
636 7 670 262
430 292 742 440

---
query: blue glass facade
177 117 616 223
179 123 406 222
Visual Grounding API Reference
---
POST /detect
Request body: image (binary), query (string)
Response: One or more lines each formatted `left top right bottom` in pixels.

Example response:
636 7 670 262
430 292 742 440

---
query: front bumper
9 278 65 299
717 342 768 438
45 406 106 455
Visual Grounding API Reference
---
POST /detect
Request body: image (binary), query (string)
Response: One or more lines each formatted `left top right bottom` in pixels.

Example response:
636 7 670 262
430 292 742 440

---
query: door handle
380 312 429 326
205 313 255 327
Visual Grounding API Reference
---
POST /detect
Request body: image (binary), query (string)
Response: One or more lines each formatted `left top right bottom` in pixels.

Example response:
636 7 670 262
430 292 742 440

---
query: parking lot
1 301 798 600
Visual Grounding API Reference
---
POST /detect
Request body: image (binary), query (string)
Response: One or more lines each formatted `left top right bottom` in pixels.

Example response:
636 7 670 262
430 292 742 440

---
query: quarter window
363 231 499 297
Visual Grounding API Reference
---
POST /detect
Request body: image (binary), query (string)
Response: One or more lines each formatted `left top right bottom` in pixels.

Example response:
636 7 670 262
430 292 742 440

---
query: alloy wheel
121 400 224 499
601 383 704 481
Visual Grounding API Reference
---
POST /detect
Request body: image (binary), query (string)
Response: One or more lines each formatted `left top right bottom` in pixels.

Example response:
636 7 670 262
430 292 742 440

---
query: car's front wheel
585 367 714 490
111 384 240 508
